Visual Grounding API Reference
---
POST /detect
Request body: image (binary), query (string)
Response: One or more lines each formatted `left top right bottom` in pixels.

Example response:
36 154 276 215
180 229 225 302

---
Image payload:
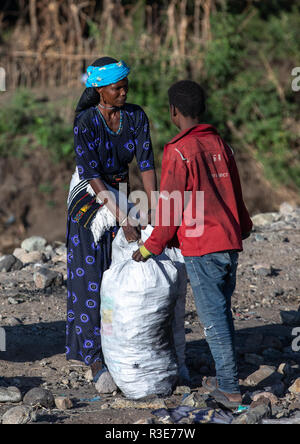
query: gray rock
288 378 300 394
279 202 295 216
233 403 271 424
0 386 22 403
8 297 19 305
269 381 286 397
180 392 208 409
33 267 63 289
252 391 278 405
254 233 266 242
13 248 44 265
1 405 36 424
271 221 293 230
23 387 55 408
95 370 117 394
278 362 293 376
174 385 191 395
43 245 55 261
253 264 271 277
243 365 282 387
21 236 47 253
55 245 67 256
0 255 23 272
252 212 279 228
54 397 73 410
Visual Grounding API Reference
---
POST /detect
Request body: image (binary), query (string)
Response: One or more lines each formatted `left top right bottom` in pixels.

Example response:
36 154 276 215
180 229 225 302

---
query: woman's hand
121 217 140 243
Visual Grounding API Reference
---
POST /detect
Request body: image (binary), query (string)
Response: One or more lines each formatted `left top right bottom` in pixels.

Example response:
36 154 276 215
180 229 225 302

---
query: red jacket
144 124 253 257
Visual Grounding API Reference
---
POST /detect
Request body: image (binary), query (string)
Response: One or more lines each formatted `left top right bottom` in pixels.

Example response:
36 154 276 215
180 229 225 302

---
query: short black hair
168 80 206 118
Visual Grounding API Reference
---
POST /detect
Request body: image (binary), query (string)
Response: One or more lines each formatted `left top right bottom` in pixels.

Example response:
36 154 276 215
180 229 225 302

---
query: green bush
0 90 73 162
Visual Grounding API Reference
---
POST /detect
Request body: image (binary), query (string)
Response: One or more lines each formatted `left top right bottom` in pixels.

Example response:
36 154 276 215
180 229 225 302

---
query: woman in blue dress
66 57 157 388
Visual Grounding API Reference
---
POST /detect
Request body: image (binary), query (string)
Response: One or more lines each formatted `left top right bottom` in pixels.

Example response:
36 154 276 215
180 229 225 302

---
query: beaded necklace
96 106 123 136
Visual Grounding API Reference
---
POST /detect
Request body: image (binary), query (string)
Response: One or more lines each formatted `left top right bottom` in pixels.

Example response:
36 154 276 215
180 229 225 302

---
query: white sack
100 227 180 399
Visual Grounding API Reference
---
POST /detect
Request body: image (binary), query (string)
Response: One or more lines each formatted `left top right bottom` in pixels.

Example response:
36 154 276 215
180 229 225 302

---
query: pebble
0 386 22 403
250 396 271 409
252 391 279 405
278 363 293 376
95 370 117 394
288 378 300 394
180 392 208 409
54 397 73 410
253 264 271 277
8 297 19 305
174 385 191 395
23 387 55 408
84 369 93 382
1 405 36 424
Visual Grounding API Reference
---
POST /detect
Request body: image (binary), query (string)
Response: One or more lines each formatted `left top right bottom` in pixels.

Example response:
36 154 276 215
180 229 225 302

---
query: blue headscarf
85 60 130 88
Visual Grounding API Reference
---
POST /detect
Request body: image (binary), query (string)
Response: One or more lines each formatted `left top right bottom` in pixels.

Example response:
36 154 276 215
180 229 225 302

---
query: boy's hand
132 249 148 262
132 245 153 262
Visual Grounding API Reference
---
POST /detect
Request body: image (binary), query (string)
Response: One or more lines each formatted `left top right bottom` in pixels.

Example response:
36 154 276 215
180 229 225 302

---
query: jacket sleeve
144 147 187 255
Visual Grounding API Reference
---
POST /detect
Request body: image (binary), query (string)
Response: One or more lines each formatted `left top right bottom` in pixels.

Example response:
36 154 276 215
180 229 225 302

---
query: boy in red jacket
132 80 252 409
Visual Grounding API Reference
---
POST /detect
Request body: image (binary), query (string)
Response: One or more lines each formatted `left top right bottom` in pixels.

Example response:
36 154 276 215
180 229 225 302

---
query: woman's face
97 78 129 107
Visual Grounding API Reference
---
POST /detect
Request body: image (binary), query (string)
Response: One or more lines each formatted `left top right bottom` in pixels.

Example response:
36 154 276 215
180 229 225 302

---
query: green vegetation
202 6 300 190
0 90 73 162
0 1 299 192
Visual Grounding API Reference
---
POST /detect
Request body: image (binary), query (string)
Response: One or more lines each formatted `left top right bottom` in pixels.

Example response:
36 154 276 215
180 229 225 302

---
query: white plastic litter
100 226 188 399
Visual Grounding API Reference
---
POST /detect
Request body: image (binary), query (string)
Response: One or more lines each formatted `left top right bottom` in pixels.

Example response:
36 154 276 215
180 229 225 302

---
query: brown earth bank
0 205 299 424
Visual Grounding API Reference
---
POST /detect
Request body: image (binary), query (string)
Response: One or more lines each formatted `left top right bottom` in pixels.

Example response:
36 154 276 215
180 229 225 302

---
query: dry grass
0 0 215 89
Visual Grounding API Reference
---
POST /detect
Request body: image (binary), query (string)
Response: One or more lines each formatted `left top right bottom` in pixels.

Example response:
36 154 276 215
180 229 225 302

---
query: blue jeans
184 251 240 394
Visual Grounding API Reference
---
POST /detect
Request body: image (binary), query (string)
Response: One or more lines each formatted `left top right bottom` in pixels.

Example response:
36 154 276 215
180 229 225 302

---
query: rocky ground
0 202 300 424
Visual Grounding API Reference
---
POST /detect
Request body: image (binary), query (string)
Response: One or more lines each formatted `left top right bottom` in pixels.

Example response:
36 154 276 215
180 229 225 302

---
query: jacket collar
168 124 218 144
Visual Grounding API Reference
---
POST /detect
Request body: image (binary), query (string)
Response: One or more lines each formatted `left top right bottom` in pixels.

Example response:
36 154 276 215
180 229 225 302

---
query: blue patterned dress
66 104 155 365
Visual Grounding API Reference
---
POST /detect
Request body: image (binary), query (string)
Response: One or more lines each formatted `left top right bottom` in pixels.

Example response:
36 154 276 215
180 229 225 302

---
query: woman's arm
90 177 139 242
